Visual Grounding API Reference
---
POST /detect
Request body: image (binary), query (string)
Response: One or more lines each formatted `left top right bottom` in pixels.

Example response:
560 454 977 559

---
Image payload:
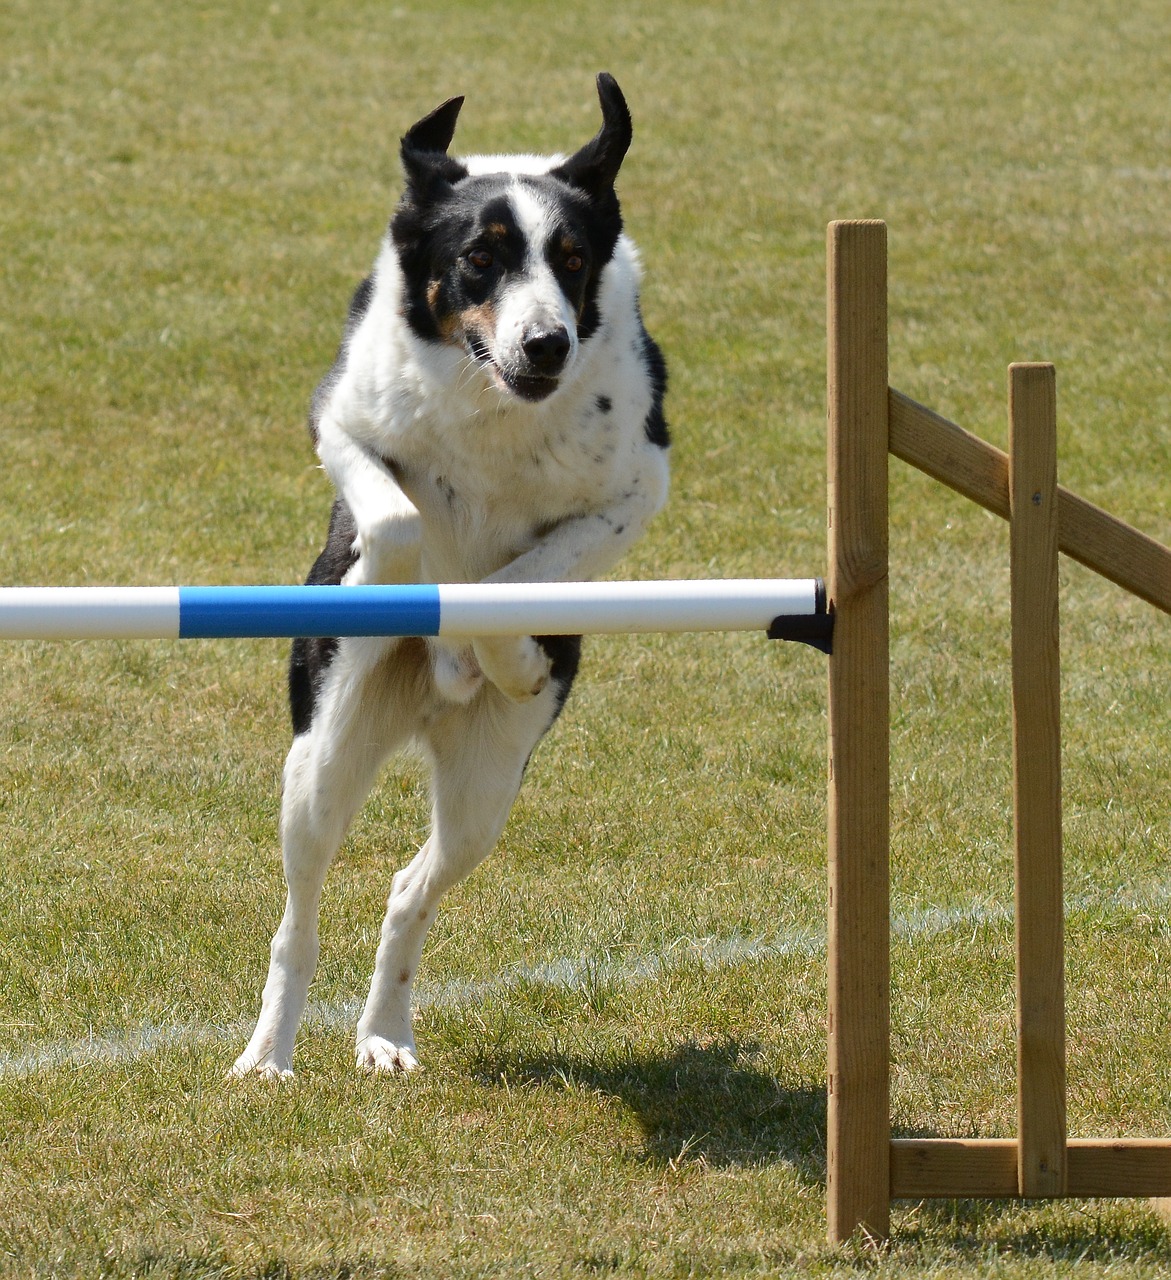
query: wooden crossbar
825 219 1171 1245
888 389 1171 616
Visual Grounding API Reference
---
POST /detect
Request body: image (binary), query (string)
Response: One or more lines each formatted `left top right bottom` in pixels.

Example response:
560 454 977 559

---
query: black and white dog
232 74 669 1078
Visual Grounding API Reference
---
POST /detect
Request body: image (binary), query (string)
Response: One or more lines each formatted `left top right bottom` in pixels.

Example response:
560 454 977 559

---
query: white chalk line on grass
1 879 1166 1080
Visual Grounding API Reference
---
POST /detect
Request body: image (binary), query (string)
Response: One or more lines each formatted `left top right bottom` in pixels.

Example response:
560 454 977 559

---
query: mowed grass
1 0 1170 1274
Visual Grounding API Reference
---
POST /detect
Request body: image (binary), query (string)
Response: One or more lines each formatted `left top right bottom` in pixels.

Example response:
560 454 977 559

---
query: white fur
231 161 667 1081
489 184 583 388
318 226 666 587
462 152 564 176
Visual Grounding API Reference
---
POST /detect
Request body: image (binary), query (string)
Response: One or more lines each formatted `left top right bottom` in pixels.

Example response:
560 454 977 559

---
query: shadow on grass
898 1197 1171 1266
474 1040 1171 1265
474 1037 827 1181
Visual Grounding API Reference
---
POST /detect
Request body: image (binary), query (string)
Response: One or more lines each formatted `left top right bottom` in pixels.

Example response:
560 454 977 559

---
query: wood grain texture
1008 363 1066 1198
826 220 890 1243
892 1139 1171 1199
888 389 1171 615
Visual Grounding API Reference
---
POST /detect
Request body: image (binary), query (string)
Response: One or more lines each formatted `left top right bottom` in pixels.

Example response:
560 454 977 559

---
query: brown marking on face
456 300 498 352
427 279 461 341
485 221 510 241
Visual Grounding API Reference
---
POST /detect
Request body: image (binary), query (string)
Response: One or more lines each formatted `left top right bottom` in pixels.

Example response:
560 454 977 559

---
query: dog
231 73 669 1078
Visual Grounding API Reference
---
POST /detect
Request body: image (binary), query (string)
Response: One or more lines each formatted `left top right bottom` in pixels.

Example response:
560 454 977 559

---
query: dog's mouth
493 368 560 402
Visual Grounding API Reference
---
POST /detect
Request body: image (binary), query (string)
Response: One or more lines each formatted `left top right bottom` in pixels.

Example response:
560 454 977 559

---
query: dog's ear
403 95 464 155
400 96 468 193
551 73 632 200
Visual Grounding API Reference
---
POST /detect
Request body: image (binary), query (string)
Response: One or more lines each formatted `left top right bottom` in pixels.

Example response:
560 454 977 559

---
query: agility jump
826 219 1171 1244
4 220 1171 1245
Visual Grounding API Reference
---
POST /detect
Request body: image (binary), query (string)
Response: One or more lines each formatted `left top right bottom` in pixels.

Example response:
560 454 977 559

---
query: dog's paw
350 511 422 584
430 641 485 703
472 635 552 702
356 1036 422 1075
227 1050 294 1082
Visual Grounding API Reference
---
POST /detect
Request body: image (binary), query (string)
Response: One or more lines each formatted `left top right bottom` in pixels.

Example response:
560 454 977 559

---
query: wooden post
1008 362 1067 1197
826 220 891 1242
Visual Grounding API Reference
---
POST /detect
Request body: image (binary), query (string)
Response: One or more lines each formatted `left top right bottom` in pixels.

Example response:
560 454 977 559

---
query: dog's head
390 73 632 403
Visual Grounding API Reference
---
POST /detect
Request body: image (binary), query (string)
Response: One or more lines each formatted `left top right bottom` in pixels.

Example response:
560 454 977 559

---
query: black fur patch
288 499 359 736
639 325 670 448
390 171 623 353
534 633 583 718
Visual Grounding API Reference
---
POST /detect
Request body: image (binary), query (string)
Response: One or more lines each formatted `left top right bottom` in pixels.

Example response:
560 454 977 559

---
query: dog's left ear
551 73 632 200
401 96 469 192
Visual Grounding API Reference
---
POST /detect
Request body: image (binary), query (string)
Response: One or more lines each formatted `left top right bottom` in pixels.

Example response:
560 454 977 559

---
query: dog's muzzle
491 324 573 402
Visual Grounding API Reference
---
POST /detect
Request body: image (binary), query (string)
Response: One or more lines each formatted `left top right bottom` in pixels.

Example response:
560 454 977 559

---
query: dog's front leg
470 462 668 701
470 635 553 702
317 414 421 586
493 456 668 587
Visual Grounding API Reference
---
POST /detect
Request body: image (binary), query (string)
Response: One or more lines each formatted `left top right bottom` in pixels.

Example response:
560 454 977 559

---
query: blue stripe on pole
177 585 442 639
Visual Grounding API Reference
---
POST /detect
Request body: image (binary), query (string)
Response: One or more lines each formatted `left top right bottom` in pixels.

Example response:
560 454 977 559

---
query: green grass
2 0 1171 1274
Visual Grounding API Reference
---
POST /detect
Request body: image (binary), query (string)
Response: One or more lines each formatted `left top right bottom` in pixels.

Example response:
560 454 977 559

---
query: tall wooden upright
826 220 891 1243
1008 363 1067 1197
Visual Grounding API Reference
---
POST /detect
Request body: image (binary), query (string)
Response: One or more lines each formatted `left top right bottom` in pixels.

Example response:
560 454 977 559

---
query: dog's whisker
455 354 488 396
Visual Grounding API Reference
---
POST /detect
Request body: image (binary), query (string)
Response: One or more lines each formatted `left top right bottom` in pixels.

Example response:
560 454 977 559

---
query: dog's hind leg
231 639 425 1080
354 686 561 1074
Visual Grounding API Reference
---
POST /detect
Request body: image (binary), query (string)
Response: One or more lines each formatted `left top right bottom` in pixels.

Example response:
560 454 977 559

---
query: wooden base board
892 1139 1171 1200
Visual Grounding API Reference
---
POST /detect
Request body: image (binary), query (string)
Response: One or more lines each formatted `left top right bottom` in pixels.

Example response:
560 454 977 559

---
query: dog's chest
392 402 626 580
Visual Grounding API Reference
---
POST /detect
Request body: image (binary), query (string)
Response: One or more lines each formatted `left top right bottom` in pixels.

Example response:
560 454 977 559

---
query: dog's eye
565 253 584 273
467 249 493 271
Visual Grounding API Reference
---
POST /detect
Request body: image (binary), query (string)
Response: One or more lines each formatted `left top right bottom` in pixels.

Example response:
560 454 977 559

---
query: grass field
2 0 1170 1275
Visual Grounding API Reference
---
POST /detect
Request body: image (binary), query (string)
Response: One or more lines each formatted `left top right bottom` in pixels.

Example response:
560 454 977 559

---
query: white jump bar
0 579 831 647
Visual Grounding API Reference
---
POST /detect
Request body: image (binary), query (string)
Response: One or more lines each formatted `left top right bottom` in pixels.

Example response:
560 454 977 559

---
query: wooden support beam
1009 363 1067 1197
892 1139 1171 1200
888 389 1171 615
826 219 891 1244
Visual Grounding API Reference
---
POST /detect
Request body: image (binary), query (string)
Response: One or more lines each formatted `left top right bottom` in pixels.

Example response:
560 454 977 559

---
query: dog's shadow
473 1040 1171 1261
473 1038 826 1180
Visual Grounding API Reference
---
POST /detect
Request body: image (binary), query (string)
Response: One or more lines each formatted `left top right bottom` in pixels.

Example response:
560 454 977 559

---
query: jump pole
0 579 833 646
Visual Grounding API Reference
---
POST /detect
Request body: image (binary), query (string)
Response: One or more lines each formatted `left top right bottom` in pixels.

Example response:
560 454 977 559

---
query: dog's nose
522 327 571 375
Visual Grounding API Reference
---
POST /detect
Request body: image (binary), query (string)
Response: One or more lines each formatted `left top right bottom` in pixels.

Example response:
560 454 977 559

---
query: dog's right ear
401 96 468 194
551 73 632 201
